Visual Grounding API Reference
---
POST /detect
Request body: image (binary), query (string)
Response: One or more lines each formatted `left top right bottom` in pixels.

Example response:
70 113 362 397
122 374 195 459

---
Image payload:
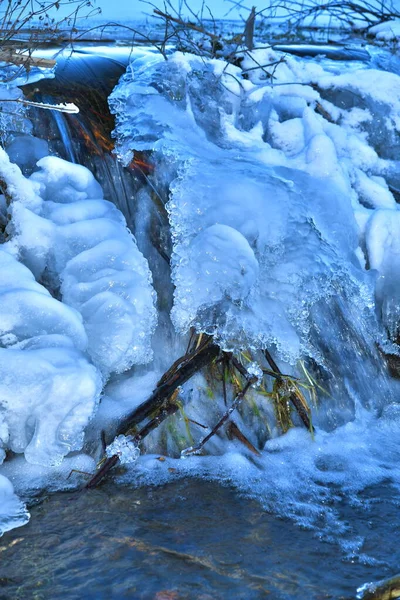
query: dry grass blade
227 421 261 456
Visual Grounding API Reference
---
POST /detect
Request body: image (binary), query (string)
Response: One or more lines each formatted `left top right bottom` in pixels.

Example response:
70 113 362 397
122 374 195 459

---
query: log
86 341 220 488
0 50 56 69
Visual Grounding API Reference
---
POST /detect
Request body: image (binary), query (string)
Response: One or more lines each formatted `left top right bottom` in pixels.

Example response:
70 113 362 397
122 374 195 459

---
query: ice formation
110 51 377 359
0 144 156 534
0 474 29 535
4 153 157 375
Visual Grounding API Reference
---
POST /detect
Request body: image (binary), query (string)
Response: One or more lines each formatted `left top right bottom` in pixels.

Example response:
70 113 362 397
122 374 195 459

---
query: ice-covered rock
5 135 48 175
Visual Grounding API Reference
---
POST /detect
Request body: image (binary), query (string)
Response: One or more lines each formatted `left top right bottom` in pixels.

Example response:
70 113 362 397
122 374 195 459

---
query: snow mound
369 19 400 41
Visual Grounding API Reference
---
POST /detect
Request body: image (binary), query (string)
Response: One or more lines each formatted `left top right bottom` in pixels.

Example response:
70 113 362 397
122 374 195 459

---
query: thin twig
181 378 256 456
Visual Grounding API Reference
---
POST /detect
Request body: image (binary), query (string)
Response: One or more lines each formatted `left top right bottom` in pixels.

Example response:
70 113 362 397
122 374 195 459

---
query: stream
2 478 400 600
2 28 400 600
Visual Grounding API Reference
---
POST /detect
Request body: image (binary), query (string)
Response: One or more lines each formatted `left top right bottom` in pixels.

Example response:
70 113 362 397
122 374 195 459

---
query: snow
369 19 400 41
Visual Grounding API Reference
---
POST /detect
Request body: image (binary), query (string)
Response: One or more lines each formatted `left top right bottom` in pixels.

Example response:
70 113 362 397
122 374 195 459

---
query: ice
106 434 140 464
110 52 365 358
172 224 259 334
0 249 87 350
3 153 157 375
108 48 399 460
0 247 102 466
0 87 32 148
0 342 101 466
31 156 104 203
0 474 29 536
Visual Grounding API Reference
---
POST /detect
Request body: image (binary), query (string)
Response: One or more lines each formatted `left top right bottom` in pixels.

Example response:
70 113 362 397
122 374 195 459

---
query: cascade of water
49 108 76 164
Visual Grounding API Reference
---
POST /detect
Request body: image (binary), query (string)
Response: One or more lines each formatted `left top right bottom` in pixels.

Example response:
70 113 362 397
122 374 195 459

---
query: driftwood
86 340 220 488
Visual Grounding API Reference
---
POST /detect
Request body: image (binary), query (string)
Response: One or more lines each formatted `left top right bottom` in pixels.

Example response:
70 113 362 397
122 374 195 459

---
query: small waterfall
49 104 76 164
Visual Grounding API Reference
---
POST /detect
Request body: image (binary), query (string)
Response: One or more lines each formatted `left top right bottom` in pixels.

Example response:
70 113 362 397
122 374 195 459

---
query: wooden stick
181 378 256 456
116 342 219 436
86 342 220 489
0 50 55 68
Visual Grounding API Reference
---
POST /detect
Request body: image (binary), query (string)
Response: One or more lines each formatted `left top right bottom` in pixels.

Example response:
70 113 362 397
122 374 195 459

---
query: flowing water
2 478 400 600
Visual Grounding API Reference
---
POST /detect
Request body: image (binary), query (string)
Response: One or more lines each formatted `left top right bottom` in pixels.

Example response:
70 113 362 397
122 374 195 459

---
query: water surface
1 478 397 599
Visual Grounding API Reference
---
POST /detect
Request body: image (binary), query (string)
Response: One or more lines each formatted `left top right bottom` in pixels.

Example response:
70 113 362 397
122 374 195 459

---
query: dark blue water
1 478 398 600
